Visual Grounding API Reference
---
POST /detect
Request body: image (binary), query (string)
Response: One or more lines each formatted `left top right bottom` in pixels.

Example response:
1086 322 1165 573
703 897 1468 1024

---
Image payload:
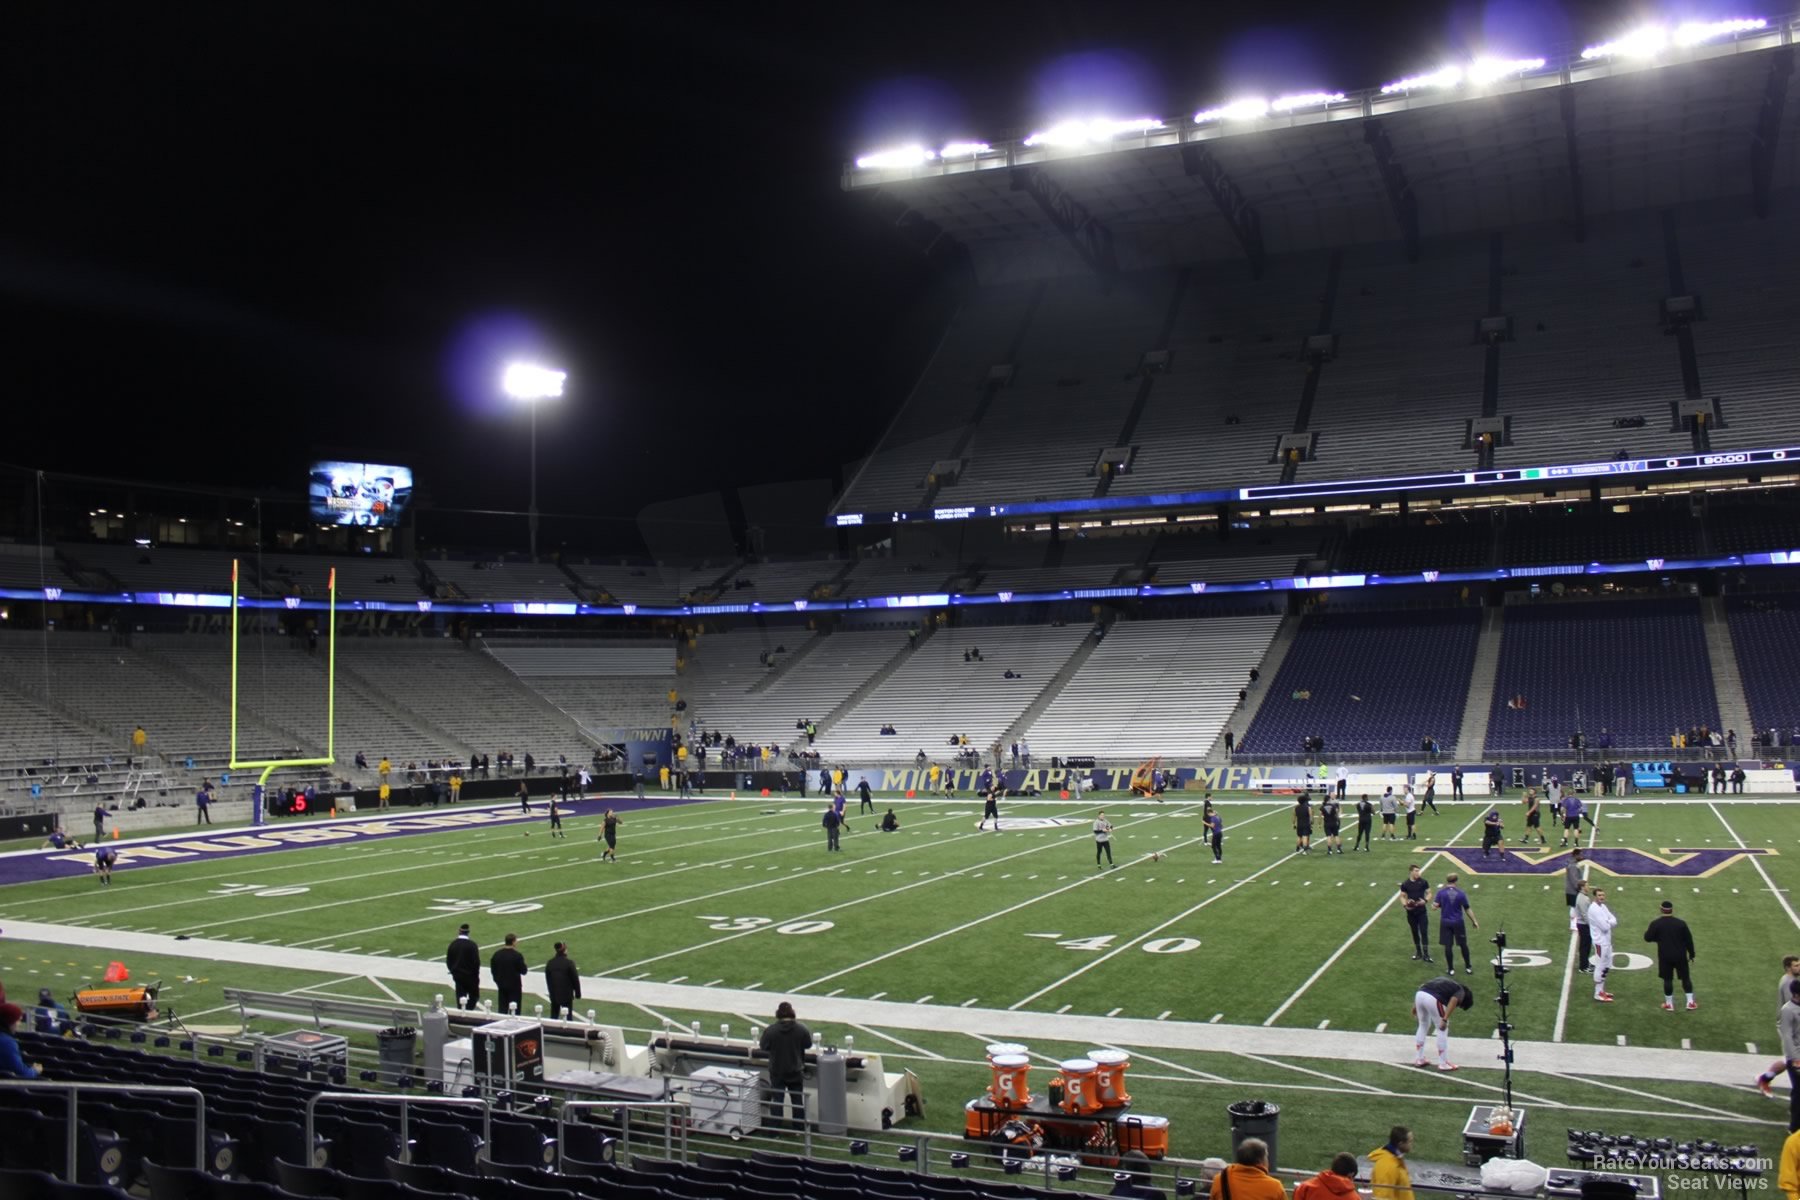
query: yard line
1009 809 1295 1011
367 975 405 1002
1552 802 1606 1043
1709 802 1800 929
849 1024 945 1060
1533 1068 1748 1120
1103 1044 1233 1084
1231 1049 1392 1095
1107 1008 1124 1018
962 999 980 1007
638 813 1198 989
1262 805 1490 1026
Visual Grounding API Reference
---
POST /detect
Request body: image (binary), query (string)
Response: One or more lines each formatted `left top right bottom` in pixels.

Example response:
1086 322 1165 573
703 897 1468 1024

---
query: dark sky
5 0 1629 540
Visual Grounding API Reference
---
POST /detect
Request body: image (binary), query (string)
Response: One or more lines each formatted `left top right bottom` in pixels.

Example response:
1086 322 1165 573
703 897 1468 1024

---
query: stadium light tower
502 361 566 562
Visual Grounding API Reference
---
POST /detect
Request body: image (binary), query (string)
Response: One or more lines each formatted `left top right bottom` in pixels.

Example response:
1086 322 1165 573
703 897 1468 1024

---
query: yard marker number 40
1052 935 1201 954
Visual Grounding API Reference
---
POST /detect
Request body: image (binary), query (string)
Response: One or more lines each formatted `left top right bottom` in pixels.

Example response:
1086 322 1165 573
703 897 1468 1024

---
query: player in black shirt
1399 865 1432 962
1353 794 1374 852
599 809 620 862
1319 796 1343 855
1412 974 1475 1070
1293 797 1313 855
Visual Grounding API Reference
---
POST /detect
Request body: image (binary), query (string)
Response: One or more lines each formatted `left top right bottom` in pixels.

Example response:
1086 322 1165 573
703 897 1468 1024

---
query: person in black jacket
446 924 481 1010
490 933 529 1016
1643 900 1697 1011
758 1000 814 1129
544 942 581 1020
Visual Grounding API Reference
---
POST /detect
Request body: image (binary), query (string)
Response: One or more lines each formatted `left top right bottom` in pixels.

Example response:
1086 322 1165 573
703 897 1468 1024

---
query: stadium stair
1453 604 1505 759
818 623 933 735
747 627 828 695
1204 611 1298 761
1702 595 1755 747
463 645 610 749
993 613 1113 752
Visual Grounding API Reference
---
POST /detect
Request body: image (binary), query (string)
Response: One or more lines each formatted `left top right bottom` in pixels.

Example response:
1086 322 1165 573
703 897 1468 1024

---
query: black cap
458 923 470 933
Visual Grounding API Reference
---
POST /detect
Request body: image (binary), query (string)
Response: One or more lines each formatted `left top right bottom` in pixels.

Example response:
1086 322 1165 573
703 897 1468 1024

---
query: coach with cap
1643 900 1697 1012
445 923 481 1010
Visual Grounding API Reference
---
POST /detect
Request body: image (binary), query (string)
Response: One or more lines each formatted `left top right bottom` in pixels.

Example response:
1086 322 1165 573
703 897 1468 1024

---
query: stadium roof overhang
844 20 1799 277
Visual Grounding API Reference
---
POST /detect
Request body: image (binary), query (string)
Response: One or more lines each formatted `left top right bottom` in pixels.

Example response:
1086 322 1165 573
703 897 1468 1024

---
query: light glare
855 145 935 169
1467 56 1547 84
938 141 992 158
1194 98 1269 123
1023 117 1164 146
502 363 566 401
1380 65 1463 93
1270 91 1346 112
1582 19 1763 60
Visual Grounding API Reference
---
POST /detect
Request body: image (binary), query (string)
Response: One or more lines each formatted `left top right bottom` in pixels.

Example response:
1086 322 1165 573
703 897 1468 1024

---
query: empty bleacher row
836 199 1797 519
1726 594 1800 746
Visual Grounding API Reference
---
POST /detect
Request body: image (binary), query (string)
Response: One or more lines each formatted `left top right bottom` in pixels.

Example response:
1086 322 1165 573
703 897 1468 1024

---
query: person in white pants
1412 975 1474 1071
1590 888 1619 1002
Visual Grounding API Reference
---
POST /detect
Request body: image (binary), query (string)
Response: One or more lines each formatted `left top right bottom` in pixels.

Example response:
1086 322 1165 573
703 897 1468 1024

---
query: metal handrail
303 1090 491 1166
0 1079 206 1180
557 1098 693 1171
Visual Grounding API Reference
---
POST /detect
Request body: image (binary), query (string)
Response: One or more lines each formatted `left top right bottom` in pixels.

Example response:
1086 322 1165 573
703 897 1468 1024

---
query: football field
3 790 1795 1165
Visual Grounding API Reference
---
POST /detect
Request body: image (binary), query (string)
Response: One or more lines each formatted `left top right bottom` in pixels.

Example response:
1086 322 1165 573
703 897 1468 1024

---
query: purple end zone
0 795 712 886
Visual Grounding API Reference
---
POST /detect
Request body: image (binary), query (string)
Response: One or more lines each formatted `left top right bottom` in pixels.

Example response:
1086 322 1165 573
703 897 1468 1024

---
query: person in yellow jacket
1778 1128 1800 1200
1369 1127 1415 1200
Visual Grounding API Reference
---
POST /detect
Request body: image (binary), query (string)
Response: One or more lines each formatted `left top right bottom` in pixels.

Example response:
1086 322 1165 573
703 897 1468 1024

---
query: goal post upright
229 557 338 825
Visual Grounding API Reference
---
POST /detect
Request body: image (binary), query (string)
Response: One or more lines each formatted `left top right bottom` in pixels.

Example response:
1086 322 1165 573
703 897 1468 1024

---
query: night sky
5 0 1634 545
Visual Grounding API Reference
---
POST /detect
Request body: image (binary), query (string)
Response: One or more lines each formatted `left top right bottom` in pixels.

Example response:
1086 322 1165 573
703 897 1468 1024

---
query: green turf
5 790 1795 1166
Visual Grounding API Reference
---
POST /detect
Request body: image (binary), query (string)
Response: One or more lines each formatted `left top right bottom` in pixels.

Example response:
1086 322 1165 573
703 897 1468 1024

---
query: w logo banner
1421 571 1439 583
42 587 61 601
1646 558 1665 571
1189 582 1208 594
793 600 807 611
621 604 637 615
1428 845 1773 878
284 596 302 609
998 592 1013 603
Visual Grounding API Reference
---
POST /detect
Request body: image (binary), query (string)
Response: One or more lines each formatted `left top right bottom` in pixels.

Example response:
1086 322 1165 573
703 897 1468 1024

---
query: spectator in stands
0 1002 42 1079
545 942 580 1020
132 725 147 755
915 749 928 770
1728 729 1738 757
490 933 528 1016
1370 1127 1416 1200
354 751 368 770
1224 730 1235 756
195 780 214 825
524 752 536 775
1210 1137 1286 1200
1296 1153 1359 1200
33 987 71 1037
1733 766 1747 794
1238 687 1248 708
446 924 481 1010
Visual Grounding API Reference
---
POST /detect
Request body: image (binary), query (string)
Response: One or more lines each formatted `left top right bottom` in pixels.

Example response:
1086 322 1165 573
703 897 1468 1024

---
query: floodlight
1023 117 1163 146
1270 91 1346 112
1581 26 1670 59
1194 98 1269 123
1380 65 1462 93
1467 56 1547 84
502 362 566 401
1674 16 1766 45
854 144 936 170
939 141 992 158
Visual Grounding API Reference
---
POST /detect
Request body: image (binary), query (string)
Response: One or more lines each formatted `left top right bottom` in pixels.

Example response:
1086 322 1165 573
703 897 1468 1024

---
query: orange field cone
760 788 770 797
103 961 130 982
905 789 915 798
329 805 337 817
1060 790 1069 799
111 828 120 839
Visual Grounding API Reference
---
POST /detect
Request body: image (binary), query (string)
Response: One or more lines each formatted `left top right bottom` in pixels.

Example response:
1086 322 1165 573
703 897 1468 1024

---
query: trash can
1226 1099 1280 1172
377 1027 417 1085
815 1050 848 1136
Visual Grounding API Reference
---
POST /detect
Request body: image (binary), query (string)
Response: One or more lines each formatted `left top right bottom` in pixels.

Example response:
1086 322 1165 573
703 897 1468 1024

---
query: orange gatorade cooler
1117 1115 1170 1158
989 1054 1032 1109
1058 1058 1100 1115
1087 1049 1132 1106
984 1041 1029 1060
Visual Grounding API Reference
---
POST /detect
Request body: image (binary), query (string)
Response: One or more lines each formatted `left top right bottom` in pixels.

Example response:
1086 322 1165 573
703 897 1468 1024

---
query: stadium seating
251 552 426 603
718 557 846 602
1483 596 1720 754
1496 211 1692 465
816 623 1090 761
1678 201 1800 453
1302 237 1490 478
1020 614 1283 760
1334 519 1492 575
0 542 68 590
1243 608 1481 756
680 625 911 750
833 281 1041 516
1122 253 1322 493
567 559 733 605
944 271 1177 505
425 560 580 603
1499 506 1700 567
60 543 242 593
487 640 676 733
1725 594 1800 744
832 555 959 600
